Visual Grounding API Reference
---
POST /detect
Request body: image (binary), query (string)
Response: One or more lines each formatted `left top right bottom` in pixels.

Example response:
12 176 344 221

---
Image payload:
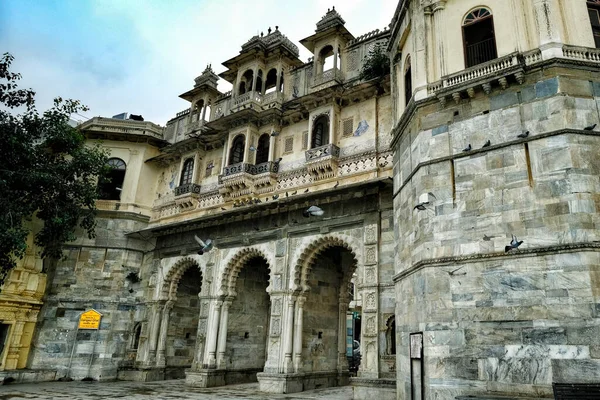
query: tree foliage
0 53 109 286
359 44 391 82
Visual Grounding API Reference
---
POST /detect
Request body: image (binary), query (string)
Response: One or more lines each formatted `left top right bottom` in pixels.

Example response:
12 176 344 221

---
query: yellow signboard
78 309 102 330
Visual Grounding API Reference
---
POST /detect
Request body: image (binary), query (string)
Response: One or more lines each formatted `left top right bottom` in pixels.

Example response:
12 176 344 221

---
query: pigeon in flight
270 131 280 137
194 236 214 255
414 202 429 211
303 205 324 218
517 131 529 139
504 234 523 252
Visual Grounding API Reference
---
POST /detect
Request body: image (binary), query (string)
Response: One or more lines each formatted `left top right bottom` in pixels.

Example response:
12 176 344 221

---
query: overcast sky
1 0 397 125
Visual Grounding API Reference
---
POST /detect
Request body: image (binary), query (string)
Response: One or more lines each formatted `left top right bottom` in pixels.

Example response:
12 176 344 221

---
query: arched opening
225 256 271 382
462 7 497 68
279 71 284 93
255 134 270 164
229 135 245 165
238 81 247 95
589 0 600 48
319 45 334 73
311 115 330 148
193 100 204 122
404 56 412 106
132 323 142 350
179 158 194 186
385 316 396 355
204 103 212 122
256 70 263 95
265 69 278 94
166 266 202 377
300 245 357 383
98 158 126 201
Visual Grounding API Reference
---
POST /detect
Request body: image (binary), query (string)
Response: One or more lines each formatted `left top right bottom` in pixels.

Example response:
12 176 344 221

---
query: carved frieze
364 245 377 265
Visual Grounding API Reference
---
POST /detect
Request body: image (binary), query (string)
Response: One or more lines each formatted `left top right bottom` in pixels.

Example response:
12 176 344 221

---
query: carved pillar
337 299 350 373
205 300 222 368
293 296 305 372
148 301 163 363
5 320 25 370
216 299 231 369
282 295 295 373
533 0 563 59
333 38 339 71
156 301 174 367
191 296 210 371
252 66 258 93
201 99 208 123
359 224 380 379
222 137 229 167
275 66 282 94
242 132 251 164
432 1 446 78
188 100 196 126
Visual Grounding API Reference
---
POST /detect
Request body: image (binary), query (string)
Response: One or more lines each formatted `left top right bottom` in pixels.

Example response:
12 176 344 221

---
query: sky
0 0 398 125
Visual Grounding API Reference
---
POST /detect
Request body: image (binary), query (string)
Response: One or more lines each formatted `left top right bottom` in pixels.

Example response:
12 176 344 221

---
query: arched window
319 45 334 73
462 8 497 68
256 70 263 95
98 158 126 201
132 323 142 350
238 81 247 95
229 135 245 165
255 134 270 164
404 56 412 106
265 69 278 94
386 316 396 355
180 158 195 186
311 115 330 148
589 1 600 48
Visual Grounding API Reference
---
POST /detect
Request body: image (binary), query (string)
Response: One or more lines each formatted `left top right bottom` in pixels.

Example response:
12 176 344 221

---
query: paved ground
0 380 353 400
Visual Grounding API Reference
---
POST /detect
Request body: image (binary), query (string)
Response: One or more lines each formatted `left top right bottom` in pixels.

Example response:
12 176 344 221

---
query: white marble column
216 300 231 369
205 300 222 368
148 302 163 363
283 296 295 373
533 0 563 59
155 301 174 367
201 100 207 123
292 297 305 372
432 1 446 78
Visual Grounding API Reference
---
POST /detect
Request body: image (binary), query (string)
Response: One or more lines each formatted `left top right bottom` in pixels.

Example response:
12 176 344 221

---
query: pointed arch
161 257 203 301
291 234 361 294
219 247 273 297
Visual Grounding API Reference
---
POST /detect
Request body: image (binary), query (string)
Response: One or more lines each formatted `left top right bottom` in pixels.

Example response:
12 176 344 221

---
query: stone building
3 1 600 399
389 0 600 398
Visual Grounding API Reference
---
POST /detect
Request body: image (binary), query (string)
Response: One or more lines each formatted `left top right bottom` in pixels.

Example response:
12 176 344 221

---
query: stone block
490 92 519 111
535 78 559 98
552 359 600 383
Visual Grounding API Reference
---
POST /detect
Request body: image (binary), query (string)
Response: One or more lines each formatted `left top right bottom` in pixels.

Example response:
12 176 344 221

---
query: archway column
204 299 222 368
155 300 174 367
216 298 232 369
147 301 163 365
292 296 305 372
282 295 296 373
337 298 350 373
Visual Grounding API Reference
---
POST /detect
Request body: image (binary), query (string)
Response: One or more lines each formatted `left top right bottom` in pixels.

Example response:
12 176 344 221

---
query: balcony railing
221 161 279 178
305 143 340 162
313 68 344 87
427 52 520 95
233 91 263 109
465 38 497 69
562 44 600 63
174 183 201 196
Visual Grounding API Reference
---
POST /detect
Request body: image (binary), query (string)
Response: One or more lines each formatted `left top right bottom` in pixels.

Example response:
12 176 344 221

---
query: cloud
2 0 398 125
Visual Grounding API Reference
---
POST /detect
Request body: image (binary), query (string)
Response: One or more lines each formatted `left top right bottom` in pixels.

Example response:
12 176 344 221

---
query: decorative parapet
262 91 284 107
312 68 344 87
79 117 164 139
347 27 390 48
232 91 263 111
219 162 255 200
253 161 279 194
561 44 600 63
174 183 202 210
305 143 340 181
427 52 524 106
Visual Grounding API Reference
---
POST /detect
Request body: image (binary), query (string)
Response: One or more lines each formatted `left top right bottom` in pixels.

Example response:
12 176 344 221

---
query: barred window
342 117 354 137
180 158 194 185
284 137 294 153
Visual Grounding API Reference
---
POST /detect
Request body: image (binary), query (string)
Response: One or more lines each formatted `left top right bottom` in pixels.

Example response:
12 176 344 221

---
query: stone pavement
0 380 353 400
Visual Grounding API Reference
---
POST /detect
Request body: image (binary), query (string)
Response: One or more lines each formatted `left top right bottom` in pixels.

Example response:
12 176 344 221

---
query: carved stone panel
365 267 376 283
364 245 377 266
272 298 282 316
275 240 286 257
365 292 376 310
364 314 377 337
270 318 281 336
198 319 207 338
200 301 209 317
364 224 377 244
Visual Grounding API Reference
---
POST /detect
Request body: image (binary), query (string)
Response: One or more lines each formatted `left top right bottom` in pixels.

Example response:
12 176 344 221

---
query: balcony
253 161 279 194
219 161 280 199
305 143 340 181
174 183 202 210
561 44 600 64
232 91 263 112
427 52 524 106
312 68 344 87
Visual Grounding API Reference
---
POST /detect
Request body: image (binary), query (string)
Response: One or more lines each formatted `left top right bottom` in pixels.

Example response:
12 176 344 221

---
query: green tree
0 53 109 286
359 44 391 81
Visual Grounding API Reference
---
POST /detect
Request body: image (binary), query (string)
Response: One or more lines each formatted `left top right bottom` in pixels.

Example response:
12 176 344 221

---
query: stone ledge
0 369 57 384
350 377 397 387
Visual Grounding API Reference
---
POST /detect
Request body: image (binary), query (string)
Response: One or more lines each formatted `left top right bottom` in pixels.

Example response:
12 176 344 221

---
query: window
265 69 278 94
318 45 334 73
311 115 330 148
98 158 126 201
342 117 354 137
132 323 142 350
180 158 194 185
229 135 245 165
589 1 600 48
386 316 396 355
256 134 270 164
462 8 497 67
404 57 412 106
284 137 294 153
